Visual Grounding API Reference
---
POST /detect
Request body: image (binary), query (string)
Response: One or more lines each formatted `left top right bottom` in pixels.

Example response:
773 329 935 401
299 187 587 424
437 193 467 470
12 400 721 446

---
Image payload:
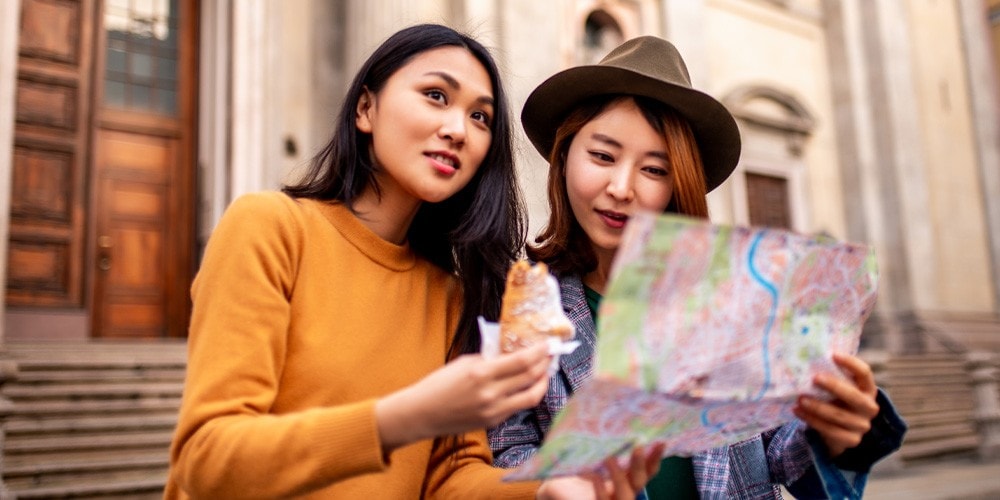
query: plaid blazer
488 273 906 499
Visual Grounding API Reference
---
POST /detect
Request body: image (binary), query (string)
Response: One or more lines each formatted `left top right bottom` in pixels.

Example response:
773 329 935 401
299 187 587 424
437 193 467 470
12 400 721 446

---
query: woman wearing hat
489 36 906 498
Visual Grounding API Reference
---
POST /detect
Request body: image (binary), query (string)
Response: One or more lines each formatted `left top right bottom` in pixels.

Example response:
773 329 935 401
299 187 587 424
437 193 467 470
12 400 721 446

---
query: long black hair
284 24 524 359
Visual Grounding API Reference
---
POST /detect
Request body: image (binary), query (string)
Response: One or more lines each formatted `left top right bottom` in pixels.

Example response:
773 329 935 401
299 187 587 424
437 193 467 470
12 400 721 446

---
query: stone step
5 450 167 479
884 359 966 369
888 394 975 410
887 354 966 364
895 405 973 420
887 355 966 364
6 412 177 436
889 395 974 409
889 369 971 387
5 430 174 455
899 434 980 461
886 378 970 389
901 409 974 427
891 391 975 408
887 368 969 377
13 357 187 369
13 367 185 384
4 381 184 401
0 342 182 499
904 422 978 442
6 340 186 356
887 390 972 400
8 469 167 499
888 388 973 400
7 397 181 417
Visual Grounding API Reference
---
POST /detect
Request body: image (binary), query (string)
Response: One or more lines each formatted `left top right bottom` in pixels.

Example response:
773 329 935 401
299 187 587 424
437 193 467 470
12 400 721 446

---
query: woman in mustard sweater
166 24 658 499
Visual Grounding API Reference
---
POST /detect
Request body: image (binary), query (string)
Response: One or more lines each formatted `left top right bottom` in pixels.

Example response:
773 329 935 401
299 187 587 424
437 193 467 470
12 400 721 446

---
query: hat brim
521 65 741 192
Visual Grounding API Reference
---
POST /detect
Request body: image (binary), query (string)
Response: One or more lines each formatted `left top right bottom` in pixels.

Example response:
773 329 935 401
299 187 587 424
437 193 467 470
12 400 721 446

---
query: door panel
90 0 196 338
7 0 196 339
746 172 792 230
19 0 83 64
6 0 197 339
7 0 93 311
92 131 173 338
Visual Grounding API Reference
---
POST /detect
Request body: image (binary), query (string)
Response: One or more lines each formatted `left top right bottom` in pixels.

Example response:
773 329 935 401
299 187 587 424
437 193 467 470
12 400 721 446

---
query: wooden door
7 0 94 320
90 0 197 338
746 172 792 230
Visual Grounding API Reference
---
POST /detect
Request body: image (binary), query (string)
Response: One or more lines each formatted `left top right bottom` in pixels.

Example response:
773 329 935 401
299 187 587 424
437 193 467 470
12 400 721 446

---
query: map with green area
507 212 878 481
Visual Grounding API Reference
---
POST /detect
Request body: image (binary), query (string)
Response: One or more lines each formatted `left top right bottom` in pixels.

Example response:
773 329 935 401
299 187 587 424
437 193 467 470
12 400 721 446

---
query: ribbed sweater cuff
311 399 387 477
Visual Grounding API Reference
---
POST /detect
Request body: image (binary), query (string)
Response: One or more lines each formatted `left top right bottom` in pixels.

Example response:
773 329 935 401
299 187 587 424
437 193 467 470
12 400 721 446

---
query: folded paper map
505 212 878 480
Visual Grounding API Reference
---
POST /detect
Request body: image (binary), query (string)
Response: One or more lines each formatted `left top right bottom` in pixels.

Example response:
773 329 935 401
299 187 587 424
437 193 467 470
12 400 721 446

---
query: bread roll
499 260 574 353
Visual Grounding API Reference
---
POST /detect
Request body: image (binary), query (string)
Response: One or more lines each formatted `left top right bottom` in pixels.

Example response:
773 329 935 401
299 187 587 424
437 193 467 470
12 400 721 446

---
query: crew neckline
309 200 418 272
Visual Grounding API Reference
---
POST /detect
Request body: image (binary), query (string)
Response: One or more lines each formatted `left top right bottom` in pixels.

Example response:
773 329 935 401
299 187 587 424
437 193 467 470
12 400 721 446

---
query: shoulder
556 272 585 303
218 191 312 236
207 191 309 252
224 191 303 221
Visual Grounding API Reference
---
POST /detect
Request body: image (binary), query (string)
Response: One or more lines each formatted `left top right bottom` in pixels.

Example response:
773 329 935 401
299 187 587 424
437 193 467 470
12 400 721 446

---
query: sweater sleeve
424 429 541 499
168 193 388 498
425 267 539 497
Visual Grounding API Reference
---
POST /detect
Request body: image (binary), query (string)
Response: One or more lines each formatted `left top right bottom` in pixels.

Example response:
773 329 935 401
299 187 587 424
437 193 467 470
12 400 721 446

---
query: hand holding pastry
376 342 551 454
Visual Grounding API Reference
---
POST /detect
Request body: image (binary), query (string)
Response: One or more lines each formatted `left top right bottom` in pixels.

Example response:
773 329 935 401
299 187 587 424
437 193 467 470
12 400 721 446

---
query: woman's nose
606 165 635 202
438 111 466 145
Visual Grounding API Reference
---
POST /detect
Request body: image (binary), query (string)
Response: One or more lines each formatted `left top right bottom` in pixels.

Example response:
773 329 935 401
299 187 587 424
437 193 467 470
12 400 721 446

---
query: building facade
1 0 998 354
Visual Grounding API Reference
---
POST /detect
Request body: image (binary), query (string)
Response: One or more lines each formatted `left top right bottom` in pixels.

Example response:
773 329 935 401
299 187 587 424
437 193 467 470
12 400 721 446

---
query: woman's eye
643 166 670 177
471 110 491 126
425 90 446 103
589 151 614 163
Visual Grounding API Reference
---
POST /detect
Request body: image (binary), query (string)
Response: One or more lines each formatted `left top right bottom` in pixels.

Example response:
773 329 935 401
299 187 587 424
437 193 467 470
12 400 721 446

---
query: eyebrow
424 71 495 107
591 133 669 161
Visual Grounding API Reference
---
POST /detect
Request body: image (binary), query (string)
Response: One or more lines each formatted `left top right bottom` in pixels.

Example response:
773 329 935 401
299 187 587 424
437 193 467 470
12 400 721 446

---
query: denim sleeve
785 388 908 499
832 388 908 471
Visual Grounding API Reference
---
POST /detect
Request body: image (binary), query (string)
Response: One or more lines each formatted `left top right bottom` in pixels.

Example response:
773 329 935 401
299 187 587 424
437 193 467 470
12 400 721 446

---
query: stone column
197 0 233 245
661 0 708 87
967 351 1000 460
957 1 1000 314
661 0 740 222
345 0 421 76
229 0 270 199
310 0 348 152
0 0 21 346
822 0 928 353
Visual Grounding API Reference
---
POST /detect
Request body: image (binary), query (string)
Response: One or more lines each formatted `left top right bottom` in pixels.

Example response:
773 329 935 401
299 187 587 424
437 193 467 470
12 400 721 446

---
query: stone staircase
875 352 981 464
0 342 990 496
0 341 187 499
919 313 1000 353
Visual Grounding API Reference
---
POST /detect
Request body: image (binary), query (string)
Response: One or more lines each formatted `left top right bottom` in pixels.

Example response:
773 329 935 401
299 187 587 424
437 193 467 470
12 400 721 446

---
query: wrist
376 388 427 453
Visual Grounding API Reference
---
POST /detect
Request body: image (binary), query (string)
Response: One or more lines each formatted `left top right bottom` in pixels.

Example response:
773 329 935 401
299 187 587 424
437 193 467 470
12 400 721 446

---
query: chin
592 237 621 253
420 191 458 204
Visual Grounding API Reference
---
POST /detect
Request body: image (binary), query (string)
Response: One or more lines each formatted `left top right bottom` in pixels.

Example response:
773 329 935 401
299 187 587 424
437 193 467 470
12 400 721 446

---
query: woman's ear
356 87 374 133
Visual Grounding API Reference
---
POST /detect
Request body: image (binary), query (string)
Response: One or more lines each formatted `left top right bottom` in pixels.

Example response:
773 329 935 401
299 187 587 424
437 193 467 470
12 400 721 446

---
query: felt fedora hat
521 36 741 192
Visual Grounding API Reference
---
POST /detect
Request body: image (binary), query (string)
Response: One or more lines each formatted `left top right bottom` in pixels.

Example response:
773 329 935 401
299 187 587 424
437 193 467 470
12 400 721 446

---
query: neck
352 177 421 244
582 246 616 294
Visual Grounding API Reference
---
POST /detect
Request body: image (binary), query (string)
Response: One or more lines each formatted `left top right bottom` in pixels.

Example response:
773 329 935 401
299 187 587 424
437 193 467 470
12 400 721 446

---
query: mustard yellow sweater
166 192 538 499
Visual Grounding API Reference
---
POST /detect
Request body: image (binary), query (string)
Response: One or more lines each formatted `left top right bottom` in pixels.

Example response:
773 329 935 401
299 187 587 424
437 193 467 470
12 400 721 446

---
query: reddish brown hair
528 95 708 276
